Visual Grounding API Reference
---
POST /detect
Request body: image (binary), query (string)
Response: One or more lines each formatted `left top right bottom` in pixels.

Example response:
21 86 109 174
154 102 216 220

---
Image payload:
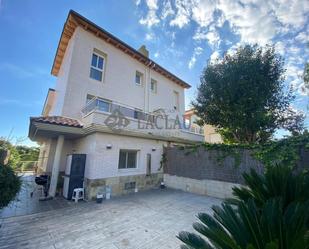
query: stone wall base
164 174 242 199
85 173 163 200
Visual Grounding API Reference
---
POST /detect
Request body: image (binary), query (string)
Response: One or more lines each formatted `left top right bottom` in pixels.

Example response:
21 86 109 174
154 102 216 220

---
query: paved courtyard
0 189 221 249
0 175 82 218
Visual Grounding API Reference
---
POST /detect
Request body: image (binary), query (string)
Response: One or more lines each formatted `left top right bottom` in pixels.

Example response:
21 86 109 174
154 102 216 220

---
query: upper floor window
90 52 104 81
135 71 143 85
150 79 157 93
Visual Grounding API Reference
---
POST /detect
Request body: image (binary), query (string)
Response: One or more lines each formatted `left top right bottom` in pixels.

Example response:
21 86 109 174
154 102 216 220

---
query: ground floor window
118 150 138 169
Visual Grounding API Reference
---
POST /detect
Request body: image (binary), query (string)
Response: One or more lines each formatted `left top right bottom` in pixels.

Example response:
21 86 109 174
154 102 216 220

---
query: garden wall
163 146 309 199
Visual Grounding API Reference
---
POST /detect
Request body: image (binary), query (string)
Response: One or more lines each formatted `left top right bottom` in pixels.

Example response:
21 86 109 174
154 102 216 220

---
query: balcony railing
82 97 204 135
82 97 155 122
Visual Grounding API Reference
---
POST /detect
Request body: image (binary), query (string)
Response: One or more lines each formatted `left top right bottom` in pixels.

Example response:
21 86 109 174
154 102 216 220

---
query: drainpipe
144 61 152 112
48 135 64 197
145 61 155 112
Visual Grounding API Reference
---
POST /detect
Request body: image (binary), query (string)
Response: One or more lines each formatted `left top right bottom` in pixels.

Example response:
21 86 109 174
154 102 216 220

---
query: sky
0 0 308 146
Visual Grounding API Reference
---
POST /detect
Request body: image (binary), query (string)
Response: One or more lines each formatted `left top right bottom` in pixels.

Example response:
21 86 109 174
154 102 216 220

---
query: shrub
178 164 309 248
0 164 21 209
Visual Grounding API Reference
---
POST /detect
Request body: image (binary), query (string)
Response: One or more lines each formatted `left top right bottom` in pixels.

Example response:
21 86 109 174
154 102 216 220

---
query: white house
29 10 204 199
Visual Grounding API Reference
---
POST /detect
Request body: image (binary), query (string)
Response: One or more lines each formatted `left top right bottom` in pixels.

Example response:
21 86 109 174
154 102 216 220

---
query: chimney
138 45 149 58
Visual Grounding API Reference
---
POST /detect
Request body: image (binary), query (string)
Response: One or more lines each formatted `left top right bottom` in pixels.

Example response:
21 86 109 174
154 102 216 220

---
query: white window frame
90 51 106 82
150 78 157 93
118 150 138 169
135 71 143 86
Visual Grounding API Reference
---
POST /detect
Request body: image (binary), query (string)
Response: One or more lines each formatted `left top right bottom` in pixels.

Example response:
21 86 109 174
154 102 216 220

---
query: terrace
81 97 204 142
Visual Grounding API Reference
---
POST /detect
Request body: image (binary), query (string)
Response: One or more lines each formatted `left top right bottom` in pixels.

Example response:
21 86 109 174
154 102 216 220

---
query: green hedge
0 164 21 209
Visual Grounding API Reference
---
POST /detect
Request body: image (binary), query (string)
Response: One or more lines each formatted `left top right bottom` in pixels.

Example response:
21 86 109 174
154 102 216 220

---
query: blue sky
0 0 308 146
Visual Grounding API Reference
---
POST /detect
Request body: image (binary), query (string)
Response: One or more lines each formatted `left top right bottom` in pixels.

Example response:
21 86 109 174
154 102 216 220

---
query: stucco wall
72 132 167 180
164 174 242 199
57 27 186 119
50 31 77 116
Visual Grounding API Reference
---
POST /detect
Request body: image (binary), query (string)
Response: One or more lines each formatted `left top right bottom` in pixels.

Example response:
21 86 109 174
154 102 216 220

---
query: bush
178 164 309 248
0 164 21 209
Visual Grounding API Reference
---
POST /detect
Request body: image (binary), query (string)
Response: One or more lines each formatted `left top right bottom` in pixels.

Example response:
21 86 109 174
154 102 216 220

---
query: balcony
81 97 204 142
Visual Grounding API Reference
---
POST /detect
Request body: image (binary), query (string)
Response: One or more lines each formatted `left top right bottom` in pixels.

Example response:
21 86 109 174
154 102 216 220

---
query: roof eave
51 10 191 89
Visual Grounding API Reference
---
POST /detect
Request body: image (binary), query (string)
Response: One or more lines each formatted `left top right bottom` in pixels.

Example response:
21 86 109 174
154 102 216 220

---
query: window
150 79 157 93
124 182 136 190
134 108 143 119
86 94 110 112
135 71 143 85
173 91 179 110
90 53 104 81
118 150 138 169
86 94 95 103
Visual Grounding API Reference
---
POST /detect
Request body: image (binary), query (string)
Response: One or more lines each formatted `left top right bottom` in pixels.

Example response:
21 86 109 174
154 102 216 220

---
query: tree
193 45 304 143
178 164 309 249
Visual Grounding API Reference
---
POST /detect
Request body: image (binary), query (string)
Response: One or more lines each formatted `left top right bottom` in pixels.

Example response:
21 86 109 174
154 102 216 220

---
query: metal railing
82 97 154 122
81 97 204 135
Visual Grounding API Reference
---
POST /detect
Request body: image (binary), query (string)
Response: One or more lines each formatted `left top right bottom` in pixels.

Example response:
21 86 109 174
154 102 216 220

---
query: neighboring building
29 10 204 199
184 109 222 143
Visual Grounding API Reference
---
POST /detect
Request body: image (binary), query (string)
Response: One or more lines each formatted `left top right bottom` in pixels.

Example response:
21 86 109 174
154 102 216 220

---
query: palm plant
178 165 309 249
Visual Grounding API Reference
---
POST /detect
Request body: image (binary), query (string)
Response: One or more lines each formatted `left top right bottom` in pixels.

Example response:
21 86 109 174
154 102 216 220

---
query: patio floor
0 187 221 249
0 174 82 218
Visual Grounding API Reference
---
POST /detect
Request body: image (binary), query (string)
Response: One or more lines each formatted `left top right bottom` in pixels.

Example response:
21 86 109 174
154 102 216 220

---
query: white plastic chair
72 188 84 203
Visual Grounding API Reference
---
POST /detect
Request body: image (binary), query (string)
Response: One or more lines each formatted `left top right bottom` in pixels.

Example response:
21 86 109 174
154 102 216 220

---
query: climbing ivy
159 152 167 170
175 134 309 169
253 135 309 169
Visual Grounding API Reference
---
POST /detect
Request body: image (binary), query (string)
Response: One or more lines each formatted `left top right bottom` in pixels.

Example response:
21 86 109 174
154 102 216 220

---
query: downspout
145 61 152 112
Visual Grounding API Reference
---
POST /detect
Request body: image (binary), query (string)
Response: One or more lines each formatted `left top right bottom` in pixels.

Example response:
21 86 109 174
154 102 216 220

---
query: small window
173 91 179 110
124 182 136 190
118 150 138 169
90 53 104 81
150 79 157 93
135 71 143 85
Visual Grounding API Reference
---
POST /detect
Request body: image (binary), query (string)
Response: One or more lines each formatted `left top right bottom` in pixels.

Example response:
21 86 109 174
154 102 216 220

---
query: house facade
184 109 223 143
29 10 204 199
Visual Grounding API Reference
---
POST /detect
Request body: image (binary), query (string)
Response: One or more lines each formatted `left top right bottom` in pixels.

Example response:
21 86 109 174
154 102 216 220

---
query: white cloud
188 46 203 69
137 0 309 98
191 0 216 27
210 50 220 62
145 32 155 40
139 0 160 27
193 29 208 41
139 0 309 44
295 31 308 43
275 41 285 55
161 0 174 19
270 0 309 29
205 28 220 48
169 0 192 28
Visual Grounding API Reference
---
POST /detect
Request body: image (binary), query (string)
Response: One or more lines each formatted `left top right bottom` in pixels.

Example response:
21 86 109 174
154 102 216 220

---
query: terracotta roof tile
31 116 83 128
